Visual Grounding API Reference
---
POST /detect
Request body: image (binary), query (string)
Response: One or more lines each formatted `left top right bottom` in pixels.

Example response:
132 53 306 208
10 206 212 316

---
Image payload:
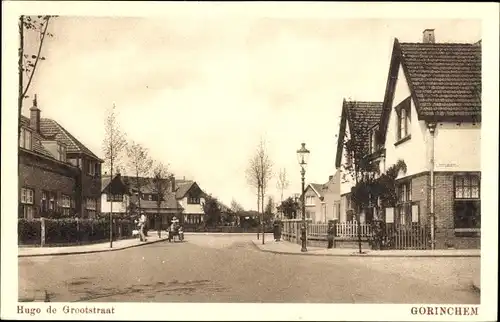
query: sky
22 16 481 211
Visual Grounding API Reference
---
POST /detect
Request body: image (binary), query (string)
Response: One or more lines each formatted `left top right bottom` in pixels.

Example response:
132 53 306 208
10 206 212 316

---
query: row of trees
102 104 173 245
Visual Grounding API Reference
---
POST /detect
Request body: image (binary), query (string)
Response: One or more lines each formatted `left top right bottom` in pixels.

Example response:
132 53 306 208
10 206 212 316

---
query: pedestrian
327 221 335 249
138 213 147 242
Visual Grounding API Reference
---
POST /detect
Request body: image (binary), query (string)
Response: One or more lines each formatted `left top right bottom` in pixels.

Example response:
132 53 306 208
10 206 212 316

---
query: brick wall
19 151 77 217
411 173 429 225
433 172 480 249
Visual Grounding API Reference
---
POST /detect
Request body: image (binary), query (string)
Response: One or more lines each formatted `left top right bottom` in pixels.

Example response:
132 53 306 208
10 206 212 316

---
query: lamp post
296 143 310 252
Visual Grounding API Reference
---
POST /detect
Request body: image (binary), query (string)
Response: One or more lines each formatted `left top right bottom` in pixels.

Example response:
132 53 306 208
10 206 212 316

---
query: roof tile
399 42 481 118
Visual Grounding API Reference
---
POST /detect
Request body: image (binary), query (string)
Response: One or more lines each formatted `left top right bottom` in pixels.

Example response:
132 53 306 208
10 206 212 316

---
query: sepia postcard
1 1 499 321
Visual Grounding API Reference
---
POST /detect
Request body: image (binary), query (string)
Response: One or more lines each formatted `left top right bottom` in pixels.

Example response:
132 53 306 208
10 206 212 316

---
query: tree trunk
261 188 265 245
109 161 113 248
18 16 24 141
357 213 362 253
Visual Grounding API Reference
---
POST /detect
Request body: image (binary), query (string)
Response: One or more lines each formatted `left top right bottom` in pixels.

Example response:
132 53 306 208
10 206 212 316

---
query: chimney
29 94 41 132
423 29 435 44
171 175 176 193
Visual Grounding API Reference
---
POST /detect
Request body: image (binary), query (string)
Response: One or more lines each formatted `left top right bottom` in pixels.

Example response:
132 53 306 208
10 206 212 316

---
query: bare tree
230 199 245 213
276 168 290 219
230 199 245 226
246 139 273 244
102 104 127 248
246 153 262 238
18 15 55 139
126 142 153 226
151 162 171 238
258 139 273 244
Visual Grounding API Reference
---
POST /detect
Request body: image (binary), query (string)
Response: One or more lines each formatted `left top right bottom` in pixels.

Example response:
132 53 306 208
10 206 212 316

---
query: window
86 198 97 219
20 187 34 204
306 196 314 205
19 128 33 150
20 188 34 219
396 181 412 225
396 98 411 141
86 198 97 210
57 144 67 162
41 191 57 213
61 194 72 217
107 194 124 202
41 191 48 212
87 160 96 176
454 174 480 231
69 158 78 167
188 197 200 204
49 193 56 211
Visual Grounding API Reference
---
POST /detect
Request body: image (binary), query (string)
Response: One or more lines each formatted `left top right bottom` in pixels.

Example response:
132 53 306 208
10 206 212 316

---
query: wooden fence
385 222 428 250
280 219 429 250
336 222 372 239
281 220 371 243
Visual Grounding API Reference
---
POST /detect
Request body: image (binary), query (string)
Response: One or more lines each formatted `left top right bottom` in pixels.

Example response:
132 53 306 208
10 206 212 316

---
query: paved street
19 235 480 304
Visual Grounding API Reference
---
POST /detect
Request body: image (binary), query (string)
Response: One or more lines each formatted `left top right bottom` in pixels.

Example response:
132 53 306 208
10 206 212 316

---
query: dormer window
396 98 411 142
57 143 67 162
19 128 32 150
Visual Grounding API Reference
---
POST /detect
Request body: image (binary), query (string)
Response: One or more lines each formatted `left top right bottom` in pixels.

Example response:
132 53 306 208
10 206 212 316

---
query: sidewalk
18 231 170 258
251 239 481 257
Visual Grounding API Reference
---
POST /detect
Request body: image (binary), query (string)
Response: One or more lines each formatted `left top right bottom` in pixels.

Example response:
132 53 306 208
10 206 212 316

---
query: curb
251 241 481 258
18 238 170 258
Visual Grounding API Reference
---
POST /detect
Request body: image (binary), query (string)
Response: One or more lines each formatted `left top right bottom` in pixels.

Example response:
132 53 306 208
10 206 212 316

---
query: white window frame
21 188 34 204
61 194 71 208
48 193 56 210
86 198 97 210
19 128 33 150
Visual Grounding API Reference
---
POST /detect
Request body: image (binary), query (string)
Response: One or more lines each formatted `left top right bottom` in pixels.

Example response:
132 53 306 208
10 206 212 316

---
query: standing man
327 221 335 249
139 212 147 242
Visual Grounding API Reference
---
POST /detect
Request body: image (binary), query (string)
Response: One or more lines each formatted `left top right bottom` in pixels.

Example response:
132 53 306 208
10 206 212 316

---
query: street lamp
296 143 310 252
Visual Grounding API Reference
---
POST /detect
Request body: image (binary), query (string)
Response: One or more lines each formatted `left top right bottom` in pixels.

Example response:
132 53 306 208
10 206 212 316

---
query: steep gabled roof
40 118 103 162
334 100 383 168
175 181 195 199
101 174 130 194
379 38 481 142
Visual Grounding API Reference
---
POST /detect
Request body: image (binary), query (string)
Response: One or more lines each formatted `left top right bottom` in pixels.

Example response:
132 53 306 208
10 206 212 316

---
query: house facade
302 172 341 223
335 100 383 223
376 30 481 249
175 181 207 225
19 97 103 219
334 29 481 249
101 174 207 228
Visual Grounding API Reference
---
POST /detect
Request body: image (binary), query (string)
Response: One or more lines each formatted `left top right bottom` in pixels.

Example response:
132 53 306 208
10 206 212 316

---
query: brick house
19 96 103 219
302 172 341 223
335 30 481 249
375 29 481 249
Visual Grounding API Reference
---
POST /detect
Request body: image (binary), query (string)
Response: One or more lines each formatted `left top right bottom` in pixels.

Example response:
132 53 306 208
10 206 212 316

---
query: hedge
18 218 136 246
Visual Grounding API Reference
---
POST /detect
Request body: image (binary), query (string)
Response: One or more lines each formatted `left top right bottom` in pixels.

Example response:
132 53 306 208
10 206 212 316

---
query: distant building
101 174 207 228
301 172 341 223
